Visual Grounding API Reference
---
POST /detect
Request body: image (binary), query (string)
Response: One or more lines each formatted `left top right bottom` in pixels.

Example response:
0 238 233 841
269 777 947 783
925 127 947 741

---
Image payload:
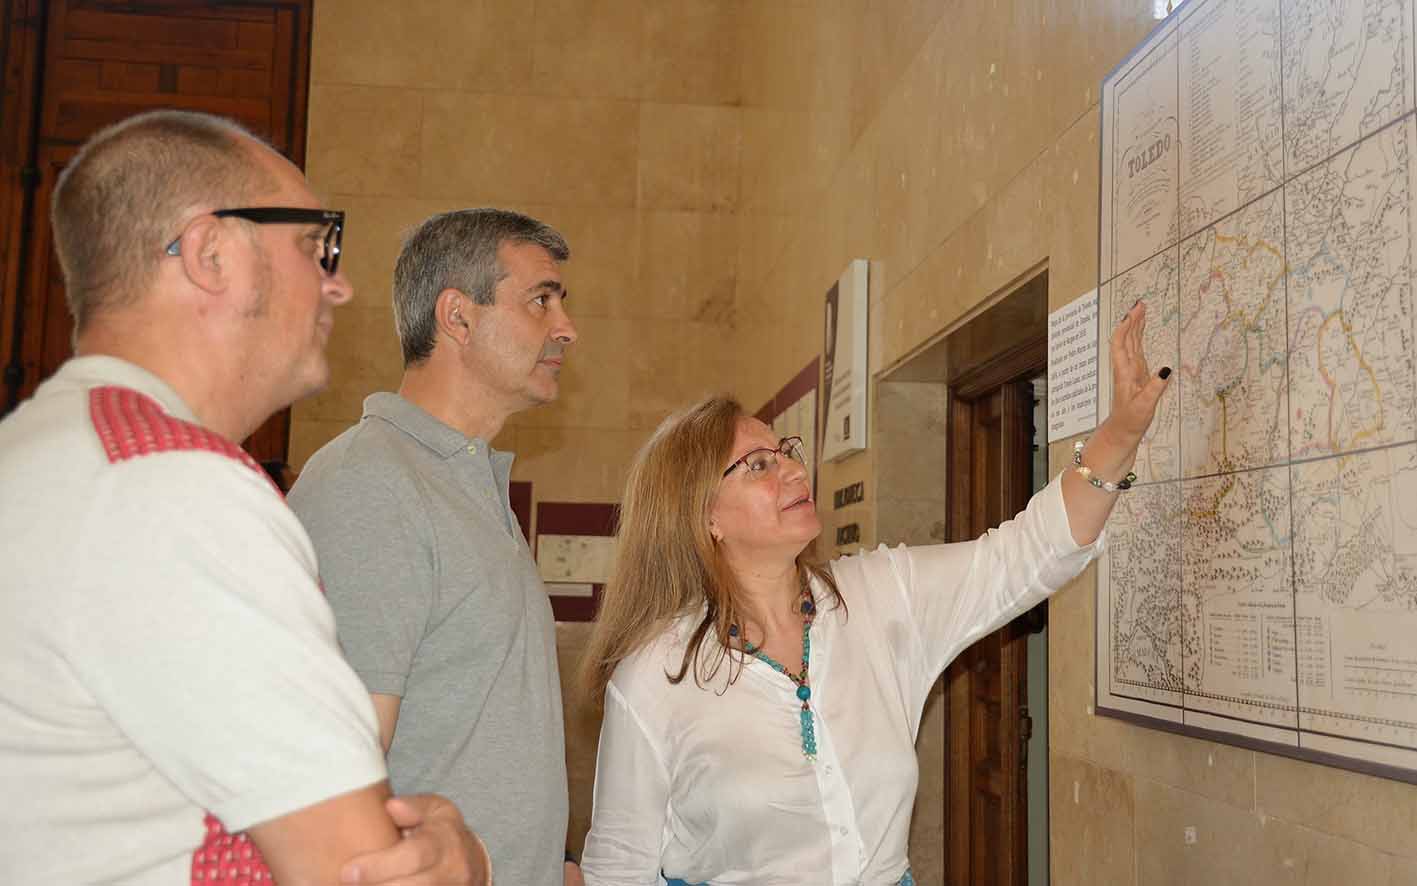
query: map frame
1094 0 1417 786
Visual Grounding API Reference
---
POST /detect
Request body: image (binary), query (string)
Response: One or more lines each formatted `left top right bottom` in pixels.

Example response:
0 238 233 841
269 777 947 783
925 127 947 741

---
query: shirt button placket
813 717 863 882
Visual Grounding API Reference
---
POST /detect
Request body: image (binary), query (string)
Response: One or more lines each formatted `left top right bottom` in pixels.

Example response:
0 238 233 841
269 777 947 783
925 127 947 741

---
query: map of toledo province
1097 0 1417 777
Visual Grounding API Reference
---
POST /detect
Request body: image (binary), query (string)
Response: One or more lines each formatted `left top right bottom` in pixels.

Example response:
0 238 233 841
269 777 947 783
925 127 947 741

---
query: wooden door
943 342 1043 886
0 0 313 462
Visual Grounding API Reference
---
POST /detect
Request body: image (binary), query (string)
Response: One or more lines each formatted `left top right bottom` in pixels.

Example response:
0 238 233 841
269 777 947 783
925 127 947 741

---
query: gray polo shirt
289 393 567 886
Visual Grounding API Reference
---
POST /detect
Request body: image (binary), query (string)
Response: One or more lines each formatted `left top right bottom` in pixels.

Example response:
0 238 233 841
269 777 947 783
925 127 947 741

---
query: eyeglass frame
163 207 345 276
722 435 807 478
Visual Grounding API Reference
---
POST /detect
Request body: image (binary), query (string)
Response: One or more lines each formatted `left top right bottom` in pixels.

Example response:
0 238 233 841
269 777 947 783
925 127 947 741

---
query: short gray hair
51 110 272 331
393 208 570 366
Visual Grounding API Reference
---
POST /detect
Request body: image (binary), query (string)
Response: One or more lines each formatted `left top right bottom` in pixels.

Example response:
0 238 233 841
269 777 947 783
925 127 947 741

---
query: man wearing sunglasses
0 111 487 885
289 208 582 886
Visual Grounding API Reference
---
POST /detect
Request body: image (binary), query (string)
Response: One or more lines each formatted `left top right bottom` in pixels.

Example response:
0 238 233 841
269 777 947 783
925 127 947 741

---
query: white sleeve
581 680 671 886
861 472 1105 686
61 453 387 831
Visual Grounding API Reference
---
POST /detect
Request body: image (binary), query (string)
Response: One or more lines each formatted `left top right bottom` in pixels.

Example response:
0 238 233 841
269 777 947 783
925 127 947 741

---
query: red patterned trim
192 814 272 884
87 387 276 883
89 387 261 472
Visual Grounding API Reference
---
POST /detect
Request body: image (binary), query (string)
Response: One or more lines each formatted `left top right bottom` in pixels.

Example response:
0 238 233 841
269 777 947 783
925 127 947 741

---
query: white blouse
580 474 1104 886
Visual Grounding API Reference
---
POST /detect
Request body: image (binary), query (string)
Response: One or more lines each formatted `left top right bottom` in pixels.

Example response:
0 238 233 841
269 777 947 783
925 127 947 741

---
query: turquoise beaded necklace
730 586 818 762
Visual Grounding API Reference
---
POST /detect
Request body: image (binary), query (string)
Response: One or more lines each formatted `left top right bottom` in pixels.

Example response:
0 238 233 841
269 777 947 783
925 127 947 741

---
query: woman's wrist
1078 421 1140 483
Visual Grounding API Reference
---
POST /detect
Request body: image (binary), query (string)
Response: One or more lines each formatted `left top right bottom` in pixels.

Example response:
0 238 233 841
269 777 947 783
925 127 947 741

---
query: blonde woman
579 304 1169 885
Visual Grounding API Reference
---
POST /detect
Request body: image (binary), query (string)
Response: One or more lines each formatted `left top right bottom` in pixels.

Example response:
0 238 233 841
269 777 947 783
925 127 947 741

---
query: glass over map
1097 0 1417 780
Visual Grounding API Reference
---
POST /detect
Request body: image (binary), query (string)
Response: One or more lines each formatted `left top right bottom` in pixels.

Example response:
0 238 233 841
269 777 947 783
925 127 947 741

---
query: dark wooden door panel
945 368 1041 886
1 0 311 463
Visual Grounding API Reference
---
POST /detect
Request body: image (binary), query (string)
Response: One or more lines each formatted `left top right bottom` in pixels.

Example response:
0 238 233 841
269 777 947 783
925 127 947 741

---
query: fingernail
1159 367 1172 380
1132 299 1142 309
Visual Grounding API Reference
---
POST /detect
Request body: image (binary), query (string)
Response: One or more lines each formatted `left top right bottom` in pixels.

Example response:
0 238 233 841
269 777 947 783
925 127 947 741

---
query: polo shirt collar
362 392 496 461
57 355 202 424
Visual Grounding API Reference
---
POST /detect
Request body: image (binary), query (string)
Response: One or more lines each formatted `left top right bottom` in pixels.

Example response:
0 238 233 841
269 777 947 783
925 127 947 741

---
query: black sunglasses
164 207 345 276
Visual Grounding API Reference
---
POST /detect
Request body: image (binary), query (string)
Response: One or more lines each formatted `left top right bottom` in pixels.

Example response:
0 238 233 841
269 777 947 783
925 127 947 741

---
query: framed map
1096 0 1417 782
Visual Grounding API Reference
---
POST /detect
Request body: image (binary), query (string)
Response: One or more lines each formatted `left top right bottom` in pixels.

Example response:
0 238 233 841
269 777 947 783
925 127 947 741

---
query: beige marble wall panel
637 210 738 323
932 64 987 239
975 157 1052 299
877 226 982 371
873 76 916 294
773 252 821 388
512 426 648 503
1391 856 1417 885
626 318 741 431
735 211 797 291
516 315 631 432
521 204 641 321
1119 728 1255 810
678 324 742 409
801 198 850 309
324 307 402 382
290 374 370 429
296 307 403 438
1295 832 1411 886
732 265 792 412
1049 754 1136 885
836 121 881 268
421 92 640 208
808 0 854 113
873 382 946 503
1037 0 1163 136
638 103 742 212
874 499 947 548
1254 754 1417 859
1042 111 1105 306
843 0 946 147
875 26 945 293
306 85 423 198
1133 777 1389 886
310 0 535 92
738 1 816 111
810 110 854 190
642 0 740 106
739 108 814 214
289 417 357 471
531 0 644 101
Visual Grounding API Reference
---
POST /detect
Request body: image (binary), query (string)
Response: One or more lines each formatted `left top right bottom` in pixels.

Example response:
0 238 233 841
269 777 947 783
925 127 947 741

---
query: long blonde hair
581 395 844 705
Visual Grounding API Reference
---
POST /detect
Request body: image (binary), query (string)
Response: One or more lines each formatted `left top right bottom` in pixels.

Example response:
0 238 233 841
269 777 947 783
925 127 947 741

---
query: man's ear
173 216 229 295
435 288 473 345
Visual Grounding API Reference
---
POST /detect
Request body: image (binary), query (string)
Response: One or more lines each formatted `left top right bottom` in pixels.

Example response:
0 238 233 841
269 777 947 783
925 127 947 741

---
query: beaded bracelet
1072 439 1136 492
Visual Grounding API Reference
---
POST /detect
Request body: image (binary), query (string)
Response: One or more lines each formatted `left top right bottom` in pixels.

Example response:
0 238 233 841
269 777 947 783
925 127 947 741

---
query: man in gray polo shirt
289 209 580 886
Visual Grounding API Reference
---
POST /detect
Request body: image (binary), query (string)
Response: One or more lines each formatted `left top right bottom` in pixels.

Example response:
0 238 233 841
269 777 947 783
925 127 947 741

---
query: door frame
938 268 1049 885
0 0 314 465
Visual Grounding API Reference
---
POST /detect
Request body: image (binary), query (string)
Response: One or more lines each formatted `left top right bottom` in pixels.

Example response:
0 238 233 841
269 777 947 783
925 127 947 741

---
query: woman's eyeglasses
722 436 807 479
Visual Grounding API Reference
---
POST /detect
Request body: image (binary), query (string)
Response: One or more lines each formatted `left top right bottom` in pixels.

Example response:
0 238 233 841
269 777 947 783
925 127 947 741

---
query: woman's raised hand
1103 299 1170 448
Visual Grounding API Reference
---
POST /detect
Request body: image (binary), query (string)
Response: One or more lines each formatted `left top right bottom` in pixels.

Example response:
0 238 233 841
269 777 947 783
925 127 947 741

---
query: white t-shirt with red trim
0 356 387 884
